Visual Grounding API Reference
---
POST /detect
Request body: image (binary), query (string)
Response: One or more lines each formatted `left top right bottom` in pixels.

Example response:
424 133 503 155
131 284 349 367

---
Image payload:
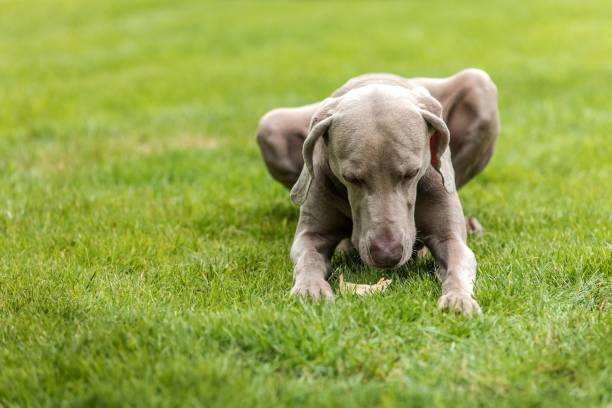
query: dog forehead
335 85 424 128
329 85 427 154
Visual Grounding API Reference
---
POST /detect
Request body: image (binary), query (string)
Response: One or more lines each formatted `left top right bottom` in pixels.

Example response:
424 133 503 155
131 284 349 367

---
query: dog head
291 85 455 268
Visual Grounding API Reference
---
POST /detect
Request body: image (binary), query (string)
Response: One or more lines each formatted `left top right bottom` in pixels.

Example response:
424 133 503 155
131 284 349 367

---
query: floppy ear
290 99 337 206
420 110 455 193
414 89 456 193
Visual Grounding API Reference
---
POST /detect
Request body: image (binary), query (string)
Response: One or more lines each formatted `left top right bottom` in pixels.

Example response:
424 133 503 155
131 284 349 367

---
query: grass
0 0 610 406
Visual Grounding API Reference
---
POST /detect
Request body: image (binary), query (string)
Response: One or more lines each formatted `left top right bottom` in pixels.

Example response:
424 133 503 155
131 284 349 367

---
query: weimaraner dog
256 68 499 314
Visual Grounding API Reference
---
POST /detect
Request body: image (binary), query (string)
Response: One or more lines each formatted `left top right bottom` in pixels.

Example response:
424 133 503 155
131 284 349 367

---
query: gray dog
256 68 499 315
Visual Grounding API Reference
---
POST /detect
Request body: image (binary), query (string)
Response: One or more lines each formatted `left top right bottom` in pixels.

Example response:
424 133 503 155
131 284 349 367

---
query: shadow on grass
329 249 438 286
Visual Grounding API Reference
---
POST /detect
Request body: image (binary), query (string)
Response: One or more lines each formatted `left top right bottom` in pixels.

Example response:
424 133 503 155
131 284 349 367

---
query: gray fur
257 68 499 314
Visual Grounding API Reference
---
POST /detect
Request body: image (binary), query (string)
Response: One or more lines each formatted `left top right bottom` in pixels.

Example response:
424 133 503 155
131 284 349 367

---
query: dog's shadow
329 249 438 287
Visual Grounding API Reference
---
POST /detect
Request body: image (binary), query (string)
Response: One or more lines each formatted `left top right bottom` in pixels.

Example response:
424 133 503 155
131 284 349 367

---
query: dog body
257 69 499 314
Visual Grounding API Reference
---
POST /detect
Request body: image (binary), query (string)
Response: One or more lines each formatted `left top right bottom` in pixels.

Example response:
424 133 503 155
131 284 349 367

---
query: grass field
1 0 611 406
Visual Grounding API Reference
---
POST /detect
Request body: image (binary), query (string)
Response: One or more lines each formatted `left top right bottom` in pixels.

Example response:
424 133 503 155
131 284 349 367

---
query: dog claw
290 279 334 300
438 291 482 315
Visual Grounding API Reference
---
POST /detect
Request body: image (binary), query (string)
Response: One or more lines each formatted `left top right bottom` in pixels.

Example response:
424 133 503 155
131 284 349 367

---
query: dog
256 69 499 315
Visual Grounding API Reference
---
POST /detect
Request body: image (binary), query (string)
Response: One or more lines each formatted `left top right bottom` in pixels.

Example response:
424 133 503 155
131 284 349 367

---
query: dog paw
415 246 430 259
465 216 484 235
290 279 334 300
438 291 481 315
334 238 356 257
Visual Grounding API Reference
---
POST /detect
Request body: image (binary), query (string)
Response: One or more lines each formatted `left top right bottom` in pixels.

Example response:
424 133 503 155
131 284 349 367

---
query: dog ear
290 99 338 206
414 89 456 193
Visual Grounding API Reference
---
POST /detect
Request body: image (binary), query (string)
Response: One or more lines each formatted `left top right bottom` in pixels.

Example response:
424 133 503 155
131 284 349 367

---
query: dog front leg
427 236 481 315
289 228 341 300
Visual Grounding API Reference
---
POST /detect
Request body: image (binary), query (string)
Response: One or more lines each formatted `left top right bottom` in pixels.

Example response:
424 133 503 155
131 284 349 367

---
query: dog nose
369 238 403 268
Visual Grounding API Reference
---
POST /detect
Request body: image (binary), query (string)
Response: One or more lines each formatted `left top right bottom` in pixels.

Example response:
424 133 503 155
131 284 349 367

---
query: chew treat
339 274 392 296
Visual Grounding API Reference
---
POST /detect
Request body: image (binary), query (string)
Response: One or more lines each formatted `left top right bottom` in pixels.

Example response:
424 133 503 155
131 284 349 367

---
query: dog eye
343 174 363 185
403 169 419 179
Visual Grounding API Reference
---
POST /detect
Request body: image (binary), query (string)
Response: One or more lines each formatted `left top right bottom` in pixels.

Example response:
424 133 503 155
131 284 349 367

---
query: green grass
0 0 610 406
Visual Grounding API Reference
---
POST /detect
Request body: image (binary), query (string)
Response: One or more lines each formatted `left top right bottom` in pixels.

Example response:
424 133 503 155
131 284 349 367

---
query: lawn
0 0 610 406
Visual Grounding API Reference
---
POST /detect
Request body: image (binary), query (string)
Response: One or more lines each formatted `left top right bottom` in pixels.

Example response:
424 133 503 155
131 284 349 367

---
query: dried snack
339 274 392 296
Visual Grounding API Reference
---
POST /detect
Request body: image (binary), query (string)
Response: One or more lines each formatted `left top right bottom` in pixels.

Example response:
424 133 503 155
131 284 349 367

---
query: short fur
256 68 499 314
